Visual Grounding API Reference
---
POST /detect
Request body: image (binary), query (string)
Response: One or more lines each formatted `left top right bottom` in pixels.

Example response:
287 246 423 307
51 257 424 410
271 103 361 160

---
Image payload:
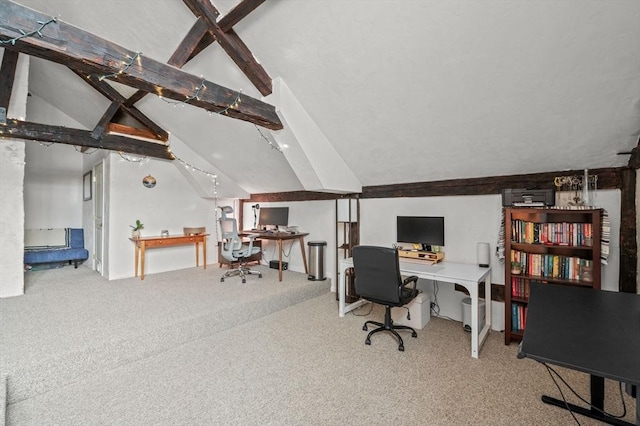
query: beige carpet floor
2 266 637 425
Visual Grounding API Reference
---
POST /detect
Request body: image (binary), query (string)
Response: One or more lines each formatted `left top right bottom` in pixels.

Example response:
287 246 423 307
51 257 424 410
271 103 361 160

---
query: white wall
24 143 83 228
0 51 29 298
106 153 219 280
23 95 86 229
240 190 622 329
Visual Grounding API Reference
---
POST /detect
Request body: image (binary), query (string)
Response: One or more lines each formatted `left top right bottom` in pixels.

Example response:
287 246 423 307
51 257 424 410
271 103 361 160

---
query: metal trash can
307 241 327 281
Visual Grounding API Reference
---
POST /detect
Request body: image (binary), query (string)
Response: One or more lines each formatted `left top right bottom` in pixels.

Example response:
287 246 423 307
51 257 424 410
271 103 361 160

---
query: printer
502 188 555 207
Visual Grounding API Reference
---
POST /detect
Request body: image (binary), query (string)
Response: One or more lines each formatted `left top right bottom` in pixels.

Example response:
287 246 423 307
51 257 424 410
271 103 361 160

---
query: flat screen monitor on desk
397 216 445 251
259 207 289 228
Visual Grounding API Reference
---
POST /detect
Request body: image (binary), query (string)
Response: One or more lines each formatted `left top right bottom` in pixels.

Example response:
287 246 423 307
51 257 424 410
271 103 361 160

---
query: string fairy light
0 17 57 45
254 125 283 153
158 79 207 107
2 17 274 156
158 83 242 116
167 147 217 180
117 151 148 164
97 51 142 81
209 92 241 115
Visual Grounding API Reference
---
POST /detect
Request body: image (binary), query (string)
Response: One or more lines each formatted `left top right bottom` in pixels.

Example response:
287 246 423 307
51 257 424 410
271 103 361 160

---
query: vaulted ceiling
3 0 639 197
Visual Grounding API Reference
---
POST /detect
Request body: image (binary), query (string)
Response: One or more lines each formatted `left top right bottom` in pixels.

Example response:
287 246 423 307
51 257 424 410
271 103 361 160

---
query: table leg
299 236 308 274
484 276 492 334
541 375 635 426
195 242 200 267
339 264 346 317
140 242 146 280
278 239 283 281
470 286 479 359
203 238 207 270
590 375 605 416
134 244 139 277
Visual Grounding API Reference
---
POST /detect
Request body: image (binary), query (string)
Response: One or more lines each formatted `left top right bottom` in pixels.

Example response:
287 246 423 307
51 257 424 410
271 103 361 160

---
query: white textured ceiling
11 0 640 194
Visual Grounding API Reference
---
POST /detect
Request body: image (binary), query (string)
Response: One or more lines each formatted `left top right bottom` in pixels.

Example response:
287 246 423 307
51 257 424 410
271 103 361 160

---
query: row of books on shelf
511 278 550 300
511 220 593 247
511 303 527 332
511 250 593 281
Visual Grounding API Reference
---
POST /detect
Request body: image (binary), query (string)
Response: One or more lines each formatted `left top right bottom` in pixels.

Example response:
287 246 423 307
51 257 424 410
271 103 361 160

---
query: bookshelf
504 207 601 345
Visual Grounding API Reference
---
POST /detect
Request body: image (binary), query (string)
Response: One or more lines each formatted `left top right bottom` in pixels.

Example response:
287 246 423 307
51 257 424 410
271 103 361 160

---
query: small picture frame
83 171 92 201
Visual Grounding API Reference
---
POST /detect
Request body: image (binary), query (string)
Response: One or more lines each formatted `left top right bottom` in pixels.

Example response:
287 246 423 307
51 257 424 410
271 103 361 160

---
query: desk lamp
251 204 260 229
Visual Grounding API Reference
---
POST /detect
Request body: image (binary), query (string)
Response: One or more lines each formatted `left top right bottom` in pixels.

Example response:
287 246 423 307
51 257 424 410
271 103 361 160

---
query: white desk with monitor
338 257 492 359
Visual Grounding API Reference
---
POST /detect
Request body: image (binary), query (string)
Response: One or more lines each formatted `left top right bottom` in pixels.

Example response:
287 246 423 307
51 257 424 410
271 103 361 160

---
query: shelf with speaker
398 250 444 263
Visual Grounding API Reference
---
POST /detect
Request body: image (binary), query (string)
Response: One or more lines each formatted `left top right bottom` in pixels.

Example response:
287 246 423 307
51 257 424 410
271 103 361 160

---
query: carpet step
2 266 330 409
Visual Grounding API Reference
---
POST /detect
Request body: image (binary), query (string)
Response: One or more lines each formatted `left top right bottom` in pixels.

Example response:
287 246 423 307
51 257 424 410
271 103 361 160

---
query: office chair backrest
219 206 242 257
352 245 403 304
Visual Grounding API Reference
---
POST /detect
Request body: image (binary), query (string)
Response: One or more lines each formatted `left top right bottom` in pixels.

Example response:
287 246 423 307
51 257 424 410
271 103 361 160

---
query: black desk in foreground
519 283 640 426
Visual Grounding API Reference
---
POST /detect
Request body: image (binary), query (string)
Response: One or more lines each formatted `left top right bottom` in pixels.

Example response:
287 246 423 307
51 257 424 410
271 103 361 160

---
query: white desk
338 257 492 358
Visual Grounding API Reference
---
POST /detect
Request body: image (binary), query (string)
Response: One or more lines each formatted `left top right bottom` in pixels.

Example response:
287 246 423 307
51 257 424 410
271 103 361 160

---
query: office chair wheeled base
363 305 417 351
220 265 262 283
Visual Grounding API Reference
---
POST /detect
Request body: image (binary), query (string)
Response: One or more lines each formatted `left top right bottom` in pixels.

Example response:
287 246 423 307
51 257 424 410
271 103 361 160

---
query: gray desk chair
218 206 262 283
352 245 419 351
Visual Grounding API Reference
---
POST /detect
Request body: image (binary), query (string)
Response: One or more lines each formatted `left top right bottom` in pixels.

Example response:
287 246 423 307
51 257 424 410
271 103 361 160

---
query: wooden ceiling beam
0 49 19 109
0 1 282 129
168 16 211 68
91 100 120 139
218 0 266 33
104 16 219 134
182 0 272 96
628 138 640 169
126 1 269 106
72 70 168 141
123 90 148 108
120 17 212 111
0 119 173 159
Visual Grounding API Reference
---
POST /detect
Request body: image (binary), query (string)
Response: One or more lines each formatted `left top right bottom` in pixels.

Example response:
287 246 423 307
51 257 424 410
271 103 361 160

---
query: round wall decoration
142 175 157 188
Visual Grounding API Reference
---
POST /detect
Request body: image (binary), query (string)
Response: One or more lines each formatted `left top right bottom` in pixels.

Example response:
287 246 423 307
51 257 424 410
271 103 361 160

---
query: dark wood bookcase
504 207 601 345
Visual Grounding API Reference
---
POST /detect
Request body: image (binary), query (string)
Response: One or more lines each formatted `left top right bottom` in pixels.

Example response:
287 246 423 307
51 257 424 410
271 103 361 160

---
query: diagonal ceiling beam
72 70 169 141
167 16 211 68
0 0 282 129
183 0 272 96
0 49 19 108
91 100 119 140
123 0 268 107
122 16 212 109
0 119 173 159
218 0 266 33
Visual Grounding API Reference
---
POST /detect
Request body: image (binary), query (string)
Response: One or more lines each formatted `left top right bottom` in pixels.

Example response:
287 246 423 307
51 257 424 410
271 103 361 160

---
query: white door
94 162 104 274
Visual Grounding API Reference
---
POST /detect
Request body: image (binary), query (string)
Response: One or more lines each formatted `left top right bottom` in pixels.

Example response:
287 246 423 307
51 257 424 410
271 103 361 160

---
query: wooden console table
130 234 208 280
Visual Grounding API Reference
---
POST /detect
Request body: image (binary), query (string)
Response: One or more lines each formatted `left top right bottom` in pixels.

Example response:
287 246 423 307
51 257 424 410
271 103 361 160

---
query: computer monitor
259 207 289 227
396 216 445 251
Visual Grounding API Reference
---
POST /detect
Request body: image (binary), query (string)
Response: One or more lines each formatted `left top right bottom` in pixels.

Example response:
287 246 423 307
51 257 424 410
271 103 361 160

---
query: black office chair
352 245 419 351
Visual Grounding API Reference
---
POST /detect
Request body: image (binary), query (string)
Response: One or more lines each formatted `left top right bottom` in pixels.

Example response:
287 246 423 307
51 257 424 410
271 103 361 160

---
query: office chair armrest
401 275 419 299
402 275 419 287
244 234 258 251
